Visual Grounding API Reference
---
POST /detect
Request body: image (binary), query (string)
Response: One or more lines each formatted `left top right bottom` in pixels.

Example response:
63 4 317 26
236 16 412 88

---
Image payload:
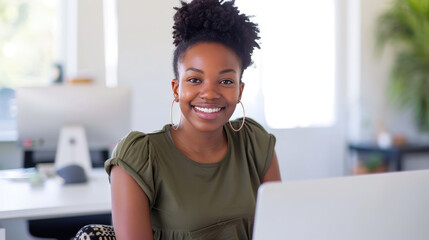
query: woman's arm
110 166 154 240
261 151 281 183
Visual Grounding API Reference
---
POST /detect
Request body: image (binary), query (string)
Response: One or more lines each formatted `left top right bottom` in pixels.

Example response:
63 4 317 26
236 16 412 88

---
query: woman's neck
169 124 227 164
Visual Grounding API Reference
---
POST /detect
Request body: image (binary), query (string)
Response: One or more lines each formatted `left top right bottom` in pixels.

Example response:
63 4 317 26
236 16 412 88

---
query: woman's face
172 42 244 133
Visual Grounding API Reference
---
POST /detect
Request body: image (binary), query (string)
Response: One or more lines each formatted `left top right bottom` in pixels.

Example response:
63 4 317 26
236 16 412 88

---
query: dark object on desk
348 142 429 172
23 149 111 240
57 164 88 184
52 63 64 84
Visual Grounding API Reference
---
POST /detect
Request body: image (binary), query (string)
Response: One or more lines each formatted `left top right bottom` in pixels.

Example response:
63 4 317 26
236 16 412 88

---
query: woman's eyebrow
219 69 236 74
185 68 236 75
186 67 203 73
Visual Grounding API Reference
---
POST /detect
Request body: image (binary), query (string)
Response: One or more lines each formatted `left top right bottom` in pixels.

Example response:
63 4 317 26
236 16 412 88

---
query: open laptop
253 170 429 240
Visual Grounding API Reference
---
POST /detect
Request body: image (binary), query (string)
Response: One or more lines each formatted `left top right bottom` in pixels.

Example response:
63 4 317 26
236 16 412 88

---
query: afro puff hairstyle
172 0 260 80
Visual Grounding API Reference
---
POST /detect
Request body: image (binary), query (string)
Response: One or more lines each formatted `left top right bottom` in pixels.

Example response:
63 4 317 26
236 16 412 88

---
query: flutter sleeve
104 131 156 206
240 118 276 180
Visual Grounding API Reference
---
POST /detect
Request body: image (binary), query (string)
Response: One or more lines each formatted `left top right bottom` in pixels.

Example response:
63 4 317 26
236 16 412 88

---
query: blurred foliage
0 0 59 88
375 0 429 133
365 153 384 172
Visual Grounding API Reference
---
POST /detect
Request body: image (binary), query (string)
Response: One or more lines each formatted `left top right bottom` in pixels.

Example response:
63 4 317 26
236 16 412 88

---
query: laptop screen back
253 170 429 240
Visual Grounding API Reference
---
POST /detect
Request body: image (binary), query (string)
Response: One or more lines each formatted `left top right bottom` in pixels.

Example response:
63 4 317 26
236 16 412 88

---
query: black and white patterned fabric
74 224 116 240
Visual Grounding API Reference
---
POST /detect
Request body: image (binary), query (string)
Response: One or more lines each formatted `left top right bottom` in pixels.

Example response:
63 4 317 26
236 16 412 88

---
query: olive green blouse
105 118 276 240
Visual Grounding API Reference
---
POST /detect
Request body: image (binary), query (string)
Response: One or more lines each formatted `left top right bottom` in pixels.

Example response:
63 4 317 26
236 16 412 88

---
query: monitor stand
55 124 92 176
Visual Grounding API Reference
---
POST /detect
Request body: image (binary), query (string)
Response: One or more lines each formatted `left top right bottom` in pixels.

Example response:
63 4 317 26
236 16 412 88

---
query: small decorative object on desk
377 131 392 149
352 153 388 175
29 172 45 186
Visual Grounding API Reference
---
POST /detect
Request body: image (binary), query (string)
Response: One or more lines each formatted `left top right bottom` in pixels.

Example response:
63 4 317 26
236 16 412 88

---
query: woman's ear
238 82 245 102
171 79 179 101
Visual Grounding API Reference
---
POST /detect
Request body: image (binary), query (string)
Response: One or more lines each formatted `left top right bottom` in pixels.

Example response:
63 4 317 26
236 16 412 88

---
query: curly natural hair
172 0 260 79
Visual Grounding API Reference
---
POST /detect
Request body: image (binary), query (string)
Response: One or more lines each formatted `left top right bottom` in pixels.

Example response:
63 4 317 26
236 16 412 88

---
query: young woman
105 0 281 239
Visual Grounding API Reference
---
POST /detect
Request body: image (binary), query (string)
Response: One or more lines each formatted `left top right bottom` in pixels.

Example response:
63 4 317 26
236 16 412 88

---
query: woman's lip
192 104 224 108
192 106 224 120
193 106 223 113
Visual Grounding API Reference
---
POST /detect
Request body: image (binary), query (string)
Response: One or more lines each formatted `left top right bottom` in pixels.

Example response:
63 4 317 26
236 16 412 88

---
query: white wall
358 0 399 141
116 0 177 133
76 1 106 84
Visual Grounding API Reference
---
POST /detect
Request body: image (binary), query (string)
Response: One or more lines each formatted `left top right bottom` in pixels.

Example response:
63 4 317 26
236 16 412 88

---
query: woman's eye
220 79 234 84
188 78 201 83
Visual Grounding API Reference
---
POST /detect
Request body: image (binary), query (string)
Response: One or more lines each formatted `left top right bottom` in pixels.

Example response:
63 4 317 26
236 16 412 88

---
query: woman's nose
200 81 220 100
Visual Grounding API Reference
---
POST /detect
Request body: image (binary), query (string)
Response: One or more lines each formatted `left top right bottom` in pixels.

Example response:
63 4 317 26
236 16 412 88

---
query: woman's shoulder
105 126 171 174
122 130 148 142
113 131 148 153
104 132 148 171
243 117 268 131
229 117 271 136
228 117 275 151
228 118 276 180
111 125 170 159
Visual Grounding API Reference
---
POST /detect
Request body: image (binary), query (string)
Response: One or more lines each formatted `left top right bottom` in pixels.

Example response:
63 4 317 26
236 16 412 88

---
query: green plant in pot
375 0 429 133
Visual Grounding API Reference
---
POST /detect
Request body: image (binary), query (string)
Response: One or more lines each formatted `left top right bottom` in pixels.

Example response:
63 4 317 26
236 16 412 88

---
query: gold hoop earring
170 99 182 130
229 101 245 132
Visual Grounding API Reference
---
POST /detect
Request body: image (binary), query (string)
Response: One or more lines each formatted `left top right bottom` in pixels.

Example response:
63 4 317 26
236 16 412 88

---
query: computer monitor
16 85 131 152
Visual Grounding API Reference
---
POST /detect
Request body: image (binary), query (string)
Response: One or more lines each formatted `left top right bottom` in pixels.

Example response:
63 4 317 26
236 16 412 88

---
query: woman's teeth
194 106 222 113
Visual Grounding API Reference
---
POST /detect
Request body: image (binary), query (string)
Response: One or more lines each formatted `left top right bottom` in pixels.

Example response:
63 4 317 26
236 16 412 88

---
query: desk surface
348 142 429 171
0 168 111 220
348 142 429 152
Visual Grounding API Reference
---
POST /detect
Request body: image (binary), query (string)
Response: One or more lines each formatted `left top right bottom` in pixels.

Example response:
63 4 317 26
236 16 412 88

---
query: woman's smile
194 106 222 113
193 105 225 120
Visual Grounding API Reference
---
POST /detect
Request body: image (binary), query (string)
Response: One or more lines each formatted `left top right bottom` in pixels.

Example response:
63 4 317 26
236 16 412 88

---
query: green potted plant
375 0 429 133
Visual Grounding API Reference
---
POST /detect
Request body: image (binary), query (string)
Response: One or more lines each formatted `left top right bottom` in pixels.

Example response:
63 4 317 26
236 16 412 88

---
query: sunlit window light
103 0 118 88
262 0 336 129
236 0 336 129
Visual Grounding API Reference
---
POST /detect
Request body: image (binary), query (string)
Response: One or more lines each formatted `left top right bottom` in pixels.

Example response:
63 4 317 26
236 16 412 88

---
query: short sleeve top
105 118 276 240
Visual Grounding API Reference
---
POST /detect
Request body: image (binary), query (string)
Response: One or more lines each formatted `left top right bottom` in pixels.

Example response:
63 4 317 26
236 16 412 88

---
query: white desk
0 168 111 220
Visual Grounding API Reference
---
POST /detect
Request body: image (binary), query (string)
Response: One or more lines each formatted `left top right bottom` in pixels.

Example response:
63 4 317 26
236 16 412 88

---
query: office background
2 0 429 178
1 0 429 238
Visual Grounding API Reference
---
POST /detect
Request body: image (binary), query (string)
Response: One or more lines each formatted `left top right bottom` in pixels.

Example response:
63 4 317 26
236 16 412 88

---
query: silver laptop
253 170 429 240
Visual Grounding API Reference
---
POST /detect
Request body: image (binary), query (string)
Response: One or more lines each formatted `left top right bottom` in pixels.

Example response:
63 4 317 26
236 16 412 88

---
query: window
235 0 337 129
0 0 63 140
103 0 118 88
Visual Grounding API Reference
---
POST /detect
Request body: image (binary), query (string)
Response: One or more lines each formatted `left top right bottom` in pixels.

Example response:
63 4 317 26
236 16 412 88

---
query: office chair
24 149 112 240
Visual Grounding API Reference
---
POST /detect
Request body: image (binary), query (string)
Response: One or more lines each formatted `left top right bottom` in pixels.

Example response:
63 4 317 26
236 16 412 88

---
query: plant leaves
376 0 429 132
